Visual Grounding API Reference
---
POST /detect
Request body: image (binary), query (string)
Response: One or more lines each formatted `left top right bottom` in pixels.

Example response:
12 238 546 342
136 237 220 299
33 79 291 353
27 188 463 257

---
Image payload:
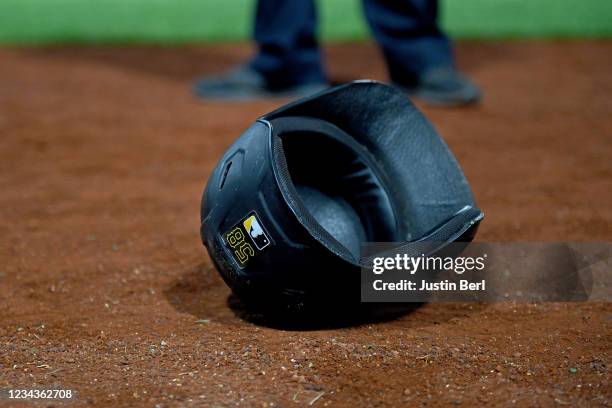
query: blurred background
2 0 611 44
1 2 612 407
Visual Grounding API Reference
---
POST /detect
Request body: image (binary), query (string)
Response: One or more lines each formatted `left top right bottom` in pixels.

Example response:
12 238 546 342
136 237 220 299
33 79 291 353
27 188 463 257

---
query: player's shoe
394 67 481 107
194 65 328 101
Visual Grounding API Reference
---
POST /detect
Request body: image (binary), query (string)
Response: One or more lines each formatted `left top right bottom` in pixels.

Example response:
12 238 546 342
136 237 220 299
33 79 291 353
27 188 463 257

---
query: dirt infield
0 41 611 407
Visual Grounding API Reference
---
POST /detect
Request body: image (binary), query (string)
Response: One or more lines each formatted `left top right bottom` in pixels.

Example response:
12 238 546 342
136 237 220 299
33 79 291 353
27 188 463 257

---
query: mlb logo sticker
222 211 271 268
243 214 270 250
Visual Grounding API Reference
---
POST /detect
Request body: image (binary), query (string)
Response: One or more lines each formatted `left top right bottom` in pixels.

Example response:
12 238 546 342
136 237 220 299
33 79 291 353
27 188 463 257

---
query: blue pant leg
250 0 327 88
362 0 454 85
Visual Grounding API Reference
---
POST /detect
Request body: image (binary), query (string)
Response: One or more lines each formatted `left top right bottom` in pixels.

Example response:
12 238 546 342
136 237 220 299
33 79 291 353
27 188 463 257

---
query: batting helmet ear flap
262 80 481 242
200 81 483 307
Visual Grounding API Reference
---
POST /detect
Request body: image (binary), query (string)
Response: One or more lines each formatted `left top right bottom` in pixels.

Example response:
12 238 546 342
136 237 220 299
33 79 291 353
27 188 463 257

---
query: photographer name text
373 279 486 291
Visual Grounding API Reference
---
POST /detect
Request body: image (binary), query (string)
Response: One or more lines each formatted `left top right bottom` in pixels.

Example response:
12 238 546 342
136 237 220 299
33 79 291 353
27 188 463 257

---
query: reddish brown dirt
0 42 611 407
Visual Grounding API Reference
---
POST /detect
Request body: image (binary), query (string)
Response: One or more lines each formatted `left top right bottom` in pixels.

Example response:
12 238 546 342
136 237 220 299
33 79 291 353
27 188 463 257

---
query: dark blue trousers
250 0 453 88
